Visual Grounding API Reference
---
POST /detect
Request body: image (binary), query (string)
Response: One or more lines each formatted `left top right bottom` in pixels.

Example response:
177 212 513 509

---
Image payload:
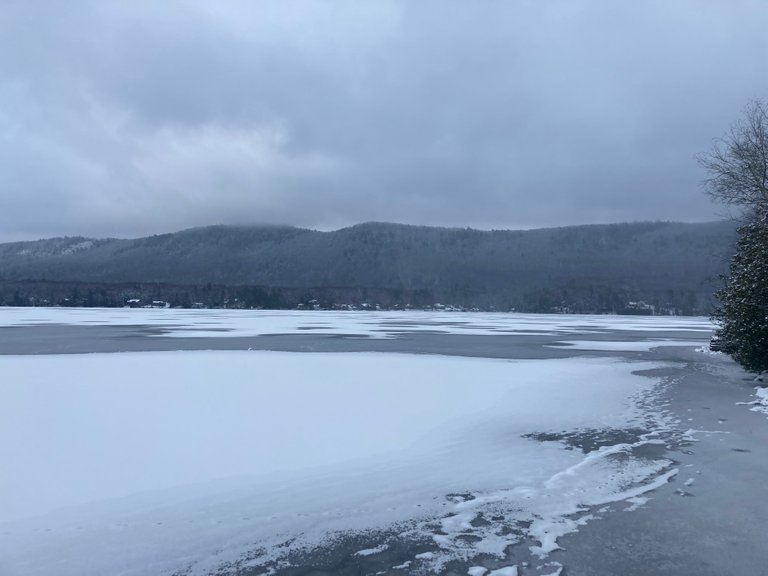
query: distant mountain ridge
0 221 737 314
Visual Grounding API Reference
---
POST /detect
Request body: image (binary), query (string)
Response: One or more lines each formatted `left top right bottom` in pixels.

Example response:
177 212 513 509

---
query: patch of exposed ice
624 496 649 511
681 428 731 442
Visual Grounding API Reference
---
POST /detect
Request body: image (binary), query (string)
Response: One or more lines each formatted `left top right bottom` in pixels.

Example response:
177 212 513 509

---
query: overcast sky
1 1 767 241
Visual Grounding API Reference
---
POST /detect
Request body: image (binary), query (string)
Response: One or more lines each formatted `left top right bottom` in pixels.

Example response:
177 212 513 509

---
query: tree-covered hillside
0 221 737 314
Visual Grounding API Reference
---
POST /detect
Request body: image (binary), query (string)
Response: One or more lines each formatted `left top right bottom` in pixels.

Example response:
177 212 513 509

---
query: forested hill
0 221 737 314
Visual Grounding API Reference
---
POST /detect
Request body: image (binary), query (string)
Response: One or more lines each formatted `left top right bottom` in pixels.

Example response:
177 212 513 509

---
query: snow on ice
0 324 689 574
737 386 768 417
551 339 705 352
0 307 715 339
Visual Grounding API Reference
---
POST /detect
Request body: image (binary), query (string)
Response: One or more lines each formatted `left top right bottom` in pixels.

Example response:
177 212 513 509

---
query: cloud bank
1 0 767 240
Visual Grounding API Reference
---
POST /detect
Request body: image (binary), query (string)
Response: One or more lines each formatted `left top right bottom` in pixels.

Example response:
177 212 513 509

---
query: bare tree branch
697 99 768 217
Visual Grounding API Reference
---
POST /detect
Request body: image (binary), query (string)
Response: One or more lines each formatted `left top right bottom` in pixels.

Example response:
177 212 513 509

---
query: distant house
620 301 654 315
125 298 168 308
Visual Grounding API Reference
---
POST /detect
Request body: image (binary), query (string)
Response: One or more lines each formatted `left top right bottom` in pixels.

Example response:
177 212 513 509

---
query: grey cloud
1 0 767 241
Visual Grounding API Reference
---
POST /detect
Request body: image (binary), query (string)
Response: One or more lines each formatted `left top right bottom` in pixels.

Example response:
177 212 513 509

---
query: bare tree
697 99 768 218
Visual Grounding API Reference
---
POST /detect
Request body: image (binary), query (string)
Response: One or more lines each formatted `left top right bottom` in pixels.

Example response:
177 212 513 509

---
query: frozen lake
0 306 715 340
0 309 727 575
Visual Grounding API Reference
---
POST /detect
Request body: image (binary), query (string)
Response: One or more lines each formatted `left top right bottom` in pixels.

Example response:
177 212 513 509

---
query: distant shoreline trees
699 100 768 372
0 221 735 315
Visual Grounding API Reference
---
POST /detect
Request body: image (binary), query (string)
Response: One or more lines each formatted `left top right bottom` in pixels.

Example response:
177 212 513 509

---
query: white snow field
0 306 714 339
551 340 706 352
0 345 685 576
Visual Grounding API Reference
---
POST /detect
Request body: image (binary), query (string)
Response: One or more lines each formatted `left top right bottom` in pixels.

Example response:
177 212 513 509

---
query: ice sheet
0 307 715 340
0 350 679 575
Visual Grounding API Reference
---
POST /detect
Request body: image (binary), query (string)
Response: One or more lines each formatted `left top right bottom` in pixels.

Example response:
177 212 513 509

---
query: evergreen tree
712 218 768 372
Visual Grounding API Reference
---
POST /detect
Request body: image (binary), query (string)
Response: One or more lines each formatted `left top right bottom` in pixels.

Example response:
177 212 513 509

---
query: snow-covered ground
0 310 710 575
0 307 714 339
738 386 768 417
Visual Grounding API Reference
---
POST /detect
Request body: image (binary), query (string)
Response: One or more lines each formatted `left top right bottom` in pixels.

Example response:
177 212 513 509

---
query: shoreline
549 347 768 576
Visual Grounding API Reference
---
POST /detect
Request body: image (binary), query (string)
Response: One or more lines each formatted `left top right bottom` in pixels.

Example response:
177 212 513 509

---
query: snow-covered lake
0 309 711 575
0 306 714 338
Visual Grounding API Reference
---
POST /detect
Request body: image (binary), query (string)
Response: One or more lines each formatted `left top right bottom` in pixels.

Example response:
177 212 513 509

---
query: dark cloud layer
1 0 767 241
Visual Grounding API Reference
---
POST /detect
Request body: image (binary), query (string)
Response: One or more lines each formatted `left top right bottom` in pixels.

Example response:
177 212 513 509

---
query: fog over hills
0 221 737 314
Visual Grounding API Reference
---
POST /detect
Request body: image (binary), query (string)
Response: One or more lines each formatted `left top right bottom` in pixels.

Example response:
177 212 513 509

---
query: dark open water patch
523 427 652 454
186 525 437 576
198 520 543 576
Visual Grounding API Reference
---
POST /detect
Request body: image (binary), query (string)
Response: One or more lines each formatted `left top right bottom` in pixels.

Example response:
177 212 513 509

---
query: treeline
0 279 709 314
0 220 738 314
0 280 437 311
